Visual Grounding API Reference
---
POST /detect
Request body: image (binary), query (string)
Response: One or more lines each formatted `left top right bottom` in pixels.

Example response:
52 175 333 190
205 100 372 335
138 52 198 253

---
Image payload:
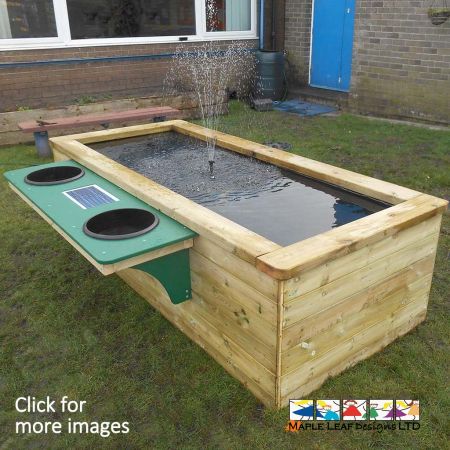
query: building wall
284 0 312 86
0 40 257 113
284 0 450 124
352 0 450 123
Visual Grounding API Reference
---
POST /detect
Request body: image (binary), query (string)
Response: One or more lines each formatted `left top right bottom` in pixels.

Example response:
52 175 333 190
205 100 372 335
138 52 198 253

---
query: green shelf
5 161 197 303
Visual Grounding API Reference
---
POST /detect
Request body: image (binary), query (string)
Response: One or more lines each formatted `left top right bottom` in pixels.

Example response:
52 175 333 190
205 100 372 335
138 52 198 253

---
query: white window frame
201 0 257 39
0 0 258 51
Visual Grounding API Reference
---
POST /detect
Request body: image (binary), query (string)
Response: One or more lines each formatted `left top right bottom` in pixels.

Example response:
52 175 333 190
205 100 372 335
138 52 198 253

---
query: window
0 0 57 39
66 0 196 39
0 0 257 48
206 0 251 32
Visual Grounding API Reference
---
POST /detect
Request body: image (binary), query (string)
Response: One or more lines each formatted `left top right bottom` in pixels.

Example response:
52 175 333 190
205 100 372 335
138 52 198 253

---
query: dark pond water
91 132 388 246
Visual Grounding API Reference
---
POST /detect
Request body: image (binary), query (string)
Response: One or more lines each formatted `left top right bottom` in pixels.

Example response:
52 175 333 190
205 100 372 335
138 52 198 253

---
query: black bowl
25 166 84 185
83 208 159 240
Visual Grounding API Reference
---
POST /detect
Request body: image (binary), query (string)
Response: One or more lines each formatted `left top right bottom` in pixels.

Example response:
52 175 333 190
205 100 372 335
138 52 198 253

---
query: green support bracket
134 249 192 304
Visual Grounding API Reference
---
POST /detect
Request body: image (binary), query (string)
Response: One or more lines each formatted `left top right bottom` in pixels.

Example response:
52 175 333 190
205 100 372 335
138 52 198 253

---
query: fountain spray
164 17 256 181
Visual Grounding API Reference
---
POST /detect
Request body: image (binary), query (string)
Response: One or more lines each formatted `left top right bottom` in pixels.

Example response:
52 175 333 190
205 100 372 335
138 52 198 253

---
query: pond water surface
91 132 388 246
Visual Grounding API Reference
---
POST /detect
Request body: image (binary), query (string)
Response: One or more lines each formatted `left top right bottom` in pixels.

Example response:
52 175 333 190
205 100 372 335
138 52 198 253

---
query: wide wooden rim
50 120 448 280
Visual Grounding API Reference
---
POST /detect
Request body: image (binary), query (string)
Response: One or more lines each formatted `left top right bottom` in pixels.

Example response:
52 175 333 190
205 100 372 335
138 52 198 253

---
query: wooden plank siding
281 214 442 302
279 303 429 404
282 272 434 375
278 216 442 404
118 236 279 407
282 233 439 327
282 257 436 352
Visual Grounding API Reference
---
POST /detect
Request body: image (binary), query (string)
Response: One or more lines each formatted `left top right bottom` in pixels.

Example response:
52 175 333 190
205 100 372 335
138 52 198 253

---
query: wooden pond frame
50 120 447 408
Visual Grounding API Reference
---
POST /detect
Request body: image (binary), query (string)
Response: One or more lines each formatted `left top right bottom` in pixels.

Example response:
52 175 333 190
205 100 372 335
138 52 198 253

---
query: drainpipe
259 0 265 50
271 0 276 50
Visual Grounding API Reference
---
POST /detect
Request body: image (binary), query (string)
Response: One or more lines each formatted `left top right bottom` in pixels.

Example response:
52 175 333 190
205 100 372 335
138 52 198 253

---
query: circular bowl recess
25 166 85 185
83 208 159 240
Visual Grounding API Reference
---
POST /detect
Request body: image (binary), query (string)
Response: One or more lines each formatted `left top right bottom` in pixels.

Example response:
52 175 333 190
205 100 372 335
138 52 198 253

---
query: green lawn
1 102 449 449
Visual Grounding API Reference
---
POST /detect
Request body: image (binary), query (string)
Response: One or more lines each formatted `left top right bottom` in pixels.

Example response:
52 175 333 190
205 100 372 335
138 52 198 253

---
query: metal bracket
133 249 192 304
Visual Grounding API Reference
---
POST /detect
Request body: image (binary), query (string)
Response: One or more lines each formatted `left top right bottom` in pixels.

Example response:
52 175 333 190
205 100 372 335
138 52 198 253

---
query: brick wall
351 0 450 123
0 40 257 113
284 0 312 85
284 0 450 124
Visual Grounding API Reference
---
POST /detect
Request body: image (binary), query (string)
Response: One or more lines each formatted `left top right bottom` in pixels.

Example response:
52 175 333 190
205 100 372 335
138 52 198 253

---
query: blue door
310 0 355 92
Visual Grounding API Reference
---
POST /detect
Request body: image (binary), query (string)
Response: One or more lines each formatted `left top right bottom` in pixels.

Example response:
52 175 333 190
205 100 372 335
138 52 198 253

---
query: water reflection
92 132 388 246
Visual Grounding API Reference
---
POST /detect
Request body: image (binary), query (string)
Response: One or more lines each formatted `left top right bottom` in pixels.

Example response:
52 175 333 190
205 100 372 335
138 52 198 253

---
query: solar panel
63 185 119 209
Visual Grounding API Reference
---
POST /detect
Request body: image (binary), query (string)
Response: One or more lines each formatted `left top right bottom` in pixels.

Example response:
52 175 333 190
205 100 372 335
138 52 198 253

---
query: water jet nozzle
208 160 215 179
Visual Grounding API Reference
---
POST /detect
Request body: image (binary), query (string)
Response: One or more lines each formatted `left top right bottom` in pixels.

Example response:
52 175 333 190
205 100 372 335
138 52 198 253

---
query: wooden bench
19 106 180 157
